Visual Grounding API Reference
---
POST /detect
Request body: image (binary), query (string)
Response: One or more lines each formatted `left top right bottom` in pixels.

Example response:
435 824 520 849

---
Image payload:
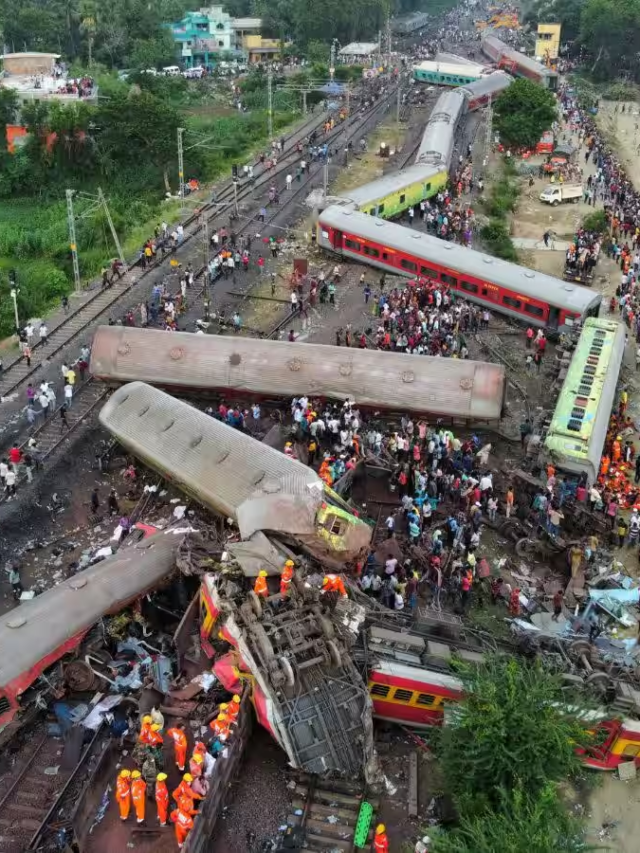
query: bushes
582 209 608 232
481 164 520 261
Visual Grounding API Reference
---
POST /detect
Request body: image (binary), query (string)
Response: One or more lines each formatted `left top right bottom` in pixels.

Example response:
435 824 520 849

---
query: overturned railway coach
481 33 558 90
317 206 602 333
99 382 372 563
90 327 507 424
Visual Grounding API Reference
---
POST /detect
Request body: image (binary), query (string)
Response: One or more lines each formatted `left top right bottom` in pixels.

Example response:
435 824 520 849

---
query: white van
162 66 182 77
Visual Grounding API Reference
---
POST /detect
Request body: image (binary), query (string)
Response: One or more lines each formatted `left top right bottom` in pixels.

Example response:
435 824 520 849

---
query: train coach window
378 203 385 214
401 259 418 272
393 688 414 702
382 252 389 261
400 193 406 204
345 239 361 251
441 273 457 286
460 280 478 294
420 265 438 279
502 295 522 309
417 693 437 707
371 684 390 698
524 303 545 318
364 246 380 258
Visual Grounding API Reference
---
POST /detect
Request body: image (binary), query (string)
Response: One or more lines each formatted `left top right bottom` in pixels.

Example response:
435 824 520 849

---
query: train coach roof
0 533 179 691
373 658 463 692
340 164 442 206
91 327 506 422
459 71 513 99
319 205 601 315
99 382 324 535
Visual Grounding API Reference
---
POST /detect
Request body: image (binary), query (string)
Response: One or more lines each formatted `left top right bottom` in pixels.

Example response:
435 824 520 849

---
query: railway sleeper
291 799 359 822
296 785 364 807
304 829 353 851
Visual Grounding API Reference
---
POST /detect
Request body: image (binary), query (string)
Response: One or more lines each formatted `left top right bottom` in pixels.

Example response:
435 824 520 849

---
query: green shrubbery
481 163 520 262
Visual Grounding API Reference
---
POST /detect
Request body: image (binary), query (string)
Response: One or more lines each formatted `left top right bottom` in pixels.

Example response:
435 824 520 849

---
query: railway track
0 84 398 405
283 775 377 852
0 728 100 853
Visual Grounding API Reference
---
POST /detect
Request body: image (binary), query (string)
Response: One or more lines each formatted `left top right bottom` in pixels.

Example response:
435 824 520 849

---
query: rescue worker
280 559 294 596
322 574 348 597
374 823 389 853
139 714 154 745
171 807 194 848
167 723 188 771
226 694 241 724
155 772 170 826
209 713 231 741
131 770 147 824
173 773 203 809
115 768 131 821
148 723 163 747
254 569 269 597
189 750 204 779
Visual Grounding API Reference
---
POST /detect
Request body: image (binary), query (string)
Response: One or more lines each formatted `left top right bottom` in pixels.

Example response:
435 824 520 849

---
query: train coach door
333 229 343 250
548 306 560 331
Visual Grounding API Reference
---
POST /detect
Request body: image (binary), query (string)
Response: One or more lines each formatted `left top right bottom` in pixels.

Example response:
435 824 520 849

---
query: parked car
162 65 182 77
183 65 205 79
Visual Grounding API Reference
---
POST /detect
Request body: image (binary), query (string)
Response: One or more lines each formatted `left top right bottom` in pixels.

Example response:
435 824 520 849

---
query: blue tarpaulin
318 81 346 95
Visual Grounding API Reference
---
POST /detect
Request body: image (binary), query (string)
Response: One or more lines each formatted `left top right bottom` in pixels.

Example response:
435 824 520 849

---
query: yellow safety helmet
232 694 241 703
285 559 294 567
119 769 131 778
183 773 193 782
142 715 153 724
217 713 228 721
157 772 168 782
219 703 229 710
131 770 142 779
285 441 292 447
151 723 162 731
322 576 330 585
376 824 386 834
259 570 268 577
193 753 203 764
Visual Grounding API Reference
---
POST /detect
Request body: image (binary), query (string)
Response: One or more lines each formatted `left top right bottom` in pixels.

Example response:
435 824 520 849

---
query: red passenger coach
317 206 601 334
368 660 463 727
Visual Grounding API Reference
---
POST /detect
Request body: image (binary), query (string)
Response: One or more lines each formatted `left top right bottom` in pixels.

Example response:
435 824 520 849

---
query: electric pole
66 189 81 295
396 84 401 152
484 95 493 175
201 215 209 291
98 188 125 268
386 15 392 70
302 88 307 115
177 127 185 214
330 39 337 79
267 68 273 140
323 159 329 202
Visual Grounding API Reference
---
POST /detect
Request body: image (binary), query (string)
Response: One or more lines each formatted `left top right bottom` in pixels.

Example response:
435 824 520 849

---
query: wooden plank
408 751 419 817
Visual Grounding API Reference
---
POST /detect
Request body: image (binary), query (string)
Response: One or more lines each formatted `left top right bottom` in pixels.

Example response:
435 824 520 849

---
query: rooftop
338 42 379 57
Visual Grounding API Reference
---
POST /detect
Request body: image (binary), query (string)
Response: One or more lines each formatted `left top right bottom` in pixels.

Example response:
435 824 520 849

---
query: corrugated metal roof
99 382 324 527
413 60 486 76
340 163 442 207
0 533 179 691
318 205 602 316
91 328 506 421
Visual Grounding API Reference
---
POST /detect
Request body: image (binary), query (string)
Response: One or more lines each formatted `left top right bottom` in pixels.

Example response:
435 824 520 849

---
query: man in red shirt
9 444 22 470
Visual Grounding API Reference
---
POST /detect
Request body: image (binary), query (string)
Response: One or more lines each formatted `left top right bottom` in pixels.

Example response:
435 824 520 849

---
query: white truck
539 184 582 206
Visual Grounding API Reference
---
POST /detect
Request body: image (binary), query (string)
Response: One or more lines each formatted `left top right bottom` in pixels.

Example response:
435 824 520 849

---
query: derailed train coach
481 33 558 90
99 382 372 565
90 326 507 425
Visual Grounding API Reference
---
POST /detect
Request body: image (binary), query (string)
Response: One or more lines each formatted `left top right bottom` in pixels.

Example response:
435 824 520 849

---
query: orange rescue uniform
156 780 169 825
323 575 347 596
209 715 230 740
167 727 188 770
173 780 203 806
115 775 131 821
280 564 294 596
171 808 194 848
374 831 389 853
131 777 147 823
254 575 268 597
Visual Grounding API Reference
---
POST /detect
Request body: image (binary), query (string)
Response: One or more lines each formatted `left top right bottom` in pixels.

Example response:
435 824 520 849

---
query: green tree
429 785 589 853
130 31 177 70
524 0 585 43
580 0 640 80
436 658 588 812
493 78 557 149
96 89 182 191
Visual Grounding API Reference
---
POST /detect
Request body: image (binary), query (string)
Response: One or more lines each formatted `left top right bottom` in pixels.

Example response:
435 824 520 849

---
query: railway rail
0 82 397 402
0 727 100 853
282 775 377 853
